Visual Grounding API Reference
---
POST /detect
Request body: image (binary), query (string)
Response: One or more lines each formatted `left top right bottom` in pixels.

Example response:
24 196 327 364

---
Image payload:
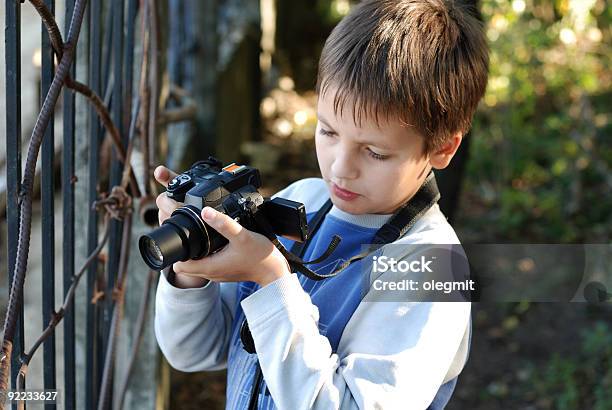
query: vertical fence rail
40 2 57 409
86 0 102 407
62 0 77 408
124 0 138 131
103 2 125 398
101 3 113 105
4 2 25 410
97 7 112 386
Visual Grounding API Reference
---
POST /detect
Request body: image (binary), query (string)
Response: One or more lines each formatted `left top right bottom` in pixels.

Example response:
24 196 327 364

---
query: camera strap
254 171 440 281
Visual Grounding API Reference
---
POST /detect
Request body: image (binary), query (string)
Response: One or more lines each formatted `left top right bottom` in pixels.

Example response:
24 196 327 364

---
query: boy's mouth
331 182 360 201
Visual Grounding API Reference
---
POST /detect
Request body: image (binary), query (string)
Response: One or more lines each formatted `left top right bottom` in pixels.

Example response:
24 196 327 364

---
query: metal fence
1 0 174 408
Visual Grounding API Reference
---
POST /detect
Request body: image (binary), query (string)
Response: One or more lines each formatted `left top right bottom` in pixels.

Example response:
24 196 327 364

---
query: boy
154 0 488 408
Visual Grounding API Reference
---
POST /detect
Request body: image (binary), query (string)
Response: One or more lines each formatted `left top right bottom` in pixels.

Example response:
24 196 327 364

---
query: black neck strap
282 171 440 280
290 199 333 258
372 170 441 244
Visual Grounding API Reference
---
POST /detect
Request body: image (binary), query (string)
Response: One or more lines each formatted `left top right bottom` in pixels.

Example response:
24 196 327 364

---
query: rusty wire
0 0 138 403
0 0 199 406
11 190 135 410
148 0 161 194
157 84 198 126
97 211 133 410
0 0 90 394
29 0 142 198
139 0 152 197
14 212 112 397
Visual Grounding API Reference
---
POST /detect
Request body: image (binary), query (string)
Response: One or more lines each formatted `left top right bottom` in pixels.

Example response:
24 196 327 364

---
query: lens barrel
138 205 227 271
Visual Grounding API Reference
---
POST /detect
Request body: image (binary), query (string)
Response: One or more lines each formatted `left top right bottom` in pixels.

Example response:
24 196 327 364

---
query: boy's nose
330 150 359 180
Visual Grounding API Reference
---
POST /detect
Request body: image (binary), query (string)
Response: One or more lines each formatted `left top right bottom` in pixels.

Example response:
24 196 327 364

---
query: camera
139 157 308 271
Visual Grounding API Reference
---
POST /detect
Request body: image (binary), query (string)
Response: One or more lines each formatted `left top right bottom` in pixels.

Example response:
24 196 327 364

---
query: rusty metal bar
3 1 25 408
86 0 102 407
62 0 77 407
40 2 58 408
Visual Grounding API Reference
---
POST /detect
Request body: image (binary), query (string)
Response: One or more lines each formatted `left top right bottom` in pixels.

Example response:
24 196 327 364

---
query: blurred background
1 0 611 409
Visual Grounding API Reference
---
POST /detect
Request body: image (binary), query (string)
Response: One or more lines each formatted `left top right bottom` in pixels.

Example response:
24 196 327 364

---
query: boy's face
315 90 432 215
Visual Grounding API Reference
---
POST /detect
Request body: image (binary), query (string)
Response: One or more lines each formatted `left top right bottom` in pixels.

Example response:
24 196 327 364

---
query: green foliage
465 0 611 242
531 321 612 409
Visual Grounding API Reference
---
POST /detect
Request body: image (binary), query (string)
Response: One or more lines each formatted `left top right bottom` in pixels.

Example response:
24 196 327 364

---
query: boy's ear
429 132 463 169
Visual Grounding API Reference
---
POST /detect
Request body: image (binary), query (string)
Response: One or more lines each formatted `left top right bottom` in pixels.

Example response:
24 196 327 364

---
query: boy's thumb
154 166 178 187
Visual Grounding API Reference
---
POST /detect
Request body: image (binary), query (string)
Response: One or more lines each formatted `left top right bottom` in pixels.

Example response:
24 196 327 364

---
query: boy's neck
329 205 393 229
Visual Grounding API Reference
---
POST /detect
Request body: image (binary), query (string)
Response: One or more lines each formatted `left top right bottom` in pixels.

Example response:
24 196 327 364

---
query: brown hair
316 0 489 153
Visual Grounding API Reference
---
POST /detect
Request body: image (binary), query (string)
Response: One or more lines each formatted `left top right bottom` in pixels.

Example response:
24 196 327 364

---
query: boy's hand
154 165 291 287
172 206 292 287
154 165 209 289
154 165 181 226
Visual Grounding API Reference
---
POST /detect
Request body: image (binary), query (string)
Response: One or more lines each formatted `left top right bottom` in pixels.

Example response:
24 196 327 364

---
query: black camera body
139 157 308 271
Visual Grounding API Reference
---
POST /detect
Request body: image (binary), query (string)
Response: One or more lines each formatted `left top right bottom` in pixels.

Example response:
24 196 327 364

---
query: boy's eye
367 148 389 161
319 128 336 137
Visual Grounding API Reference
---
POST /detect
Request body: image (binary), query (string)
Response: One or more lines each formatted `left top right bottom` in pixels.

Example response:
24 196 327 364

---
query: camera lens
138 205 228 271
143 237 164 266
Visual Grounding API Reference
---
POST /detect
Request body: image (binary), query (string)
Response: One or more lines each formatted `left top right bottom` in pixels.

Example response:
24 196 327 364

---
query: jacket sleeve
154 269 237 372
240 272 470 410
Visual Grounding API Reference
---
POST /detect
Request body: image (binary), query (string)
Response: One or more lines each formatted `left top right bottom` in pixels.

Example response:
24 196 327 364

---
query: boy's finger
173 257 225 277
201 207 244 241
158 211 171 224
174 247 227 277
154 165 179 188
155 193 180 214
173 261 206 276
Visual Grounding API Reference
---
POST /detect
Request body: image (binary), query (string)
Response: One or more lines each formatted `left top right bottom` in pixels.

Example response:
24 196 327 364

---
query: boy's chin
331 196 396 215
330 197 370 215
